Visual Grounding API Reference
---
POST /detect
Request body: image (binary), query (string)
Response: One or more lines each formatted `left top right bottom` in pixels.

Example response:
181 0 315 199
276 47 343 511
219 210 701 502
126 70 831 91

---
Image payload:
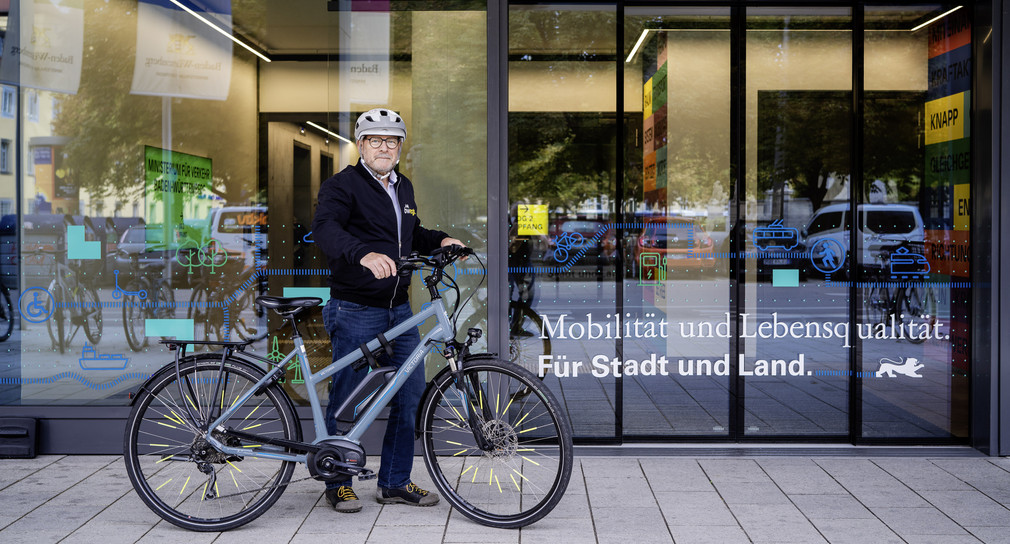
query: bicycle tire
123 280 148 352
899 286 927 344
0 283 13 342
81 286 103 345
862 284 888 330
47 280 70 353
420 355 573 528
508 304 550 380
230 287 263 342
124 355 300 532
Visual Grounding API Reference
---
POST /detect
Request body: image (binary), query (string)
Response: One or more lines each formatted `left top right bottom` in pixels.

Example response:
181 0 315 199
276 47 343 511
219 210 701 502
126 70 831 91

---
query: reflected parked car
632 216 715 278
114 225 177 270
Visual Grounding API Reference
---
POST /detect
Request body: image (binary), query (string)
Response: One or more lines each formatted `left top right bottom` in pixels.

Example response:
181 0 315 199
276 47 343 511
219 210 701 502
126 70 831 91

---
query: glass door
622 7 733 437
508 2 619 440
741 7 853 437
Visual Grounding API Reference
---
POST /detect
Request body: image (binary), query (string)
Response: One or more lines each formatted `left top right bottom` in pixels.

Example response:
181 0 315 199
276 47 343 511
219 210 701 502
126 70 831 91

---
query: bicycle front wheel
0 284 13 342
420 356 573 528
122 283 148 351
47 280 70 353
123 355 300 531
81 286 103 345
899 286 928 344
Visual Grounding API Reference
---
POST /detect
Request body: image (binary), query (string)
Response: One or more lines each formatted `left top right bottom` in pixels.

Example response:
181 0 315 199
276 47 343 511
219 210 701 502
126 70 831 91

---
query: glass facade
0 0 1000 451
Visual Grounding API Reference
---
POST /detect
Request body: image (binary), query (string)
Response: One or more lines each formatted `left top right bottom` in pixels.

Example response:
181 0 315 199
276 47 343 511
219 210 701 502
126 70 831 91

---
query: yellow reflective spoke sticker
156 478 172 491
180 475 191 495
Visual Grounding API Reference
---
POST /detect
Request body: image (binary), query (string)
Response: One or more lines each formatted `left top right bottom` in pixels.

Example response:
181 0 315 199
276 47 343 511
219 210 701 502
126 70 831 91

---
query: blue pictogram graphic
111 269 148 300
19 287 54 324
78 343 130 371
551 232 584 263
809 238 845 274
888 246 930 279
753 219 800 251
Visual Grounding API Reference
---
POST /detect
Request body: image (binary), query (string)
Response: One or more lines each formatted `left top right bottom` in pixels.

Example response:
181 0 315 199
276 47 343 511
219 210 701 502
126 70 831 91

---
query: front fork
443 329 495 451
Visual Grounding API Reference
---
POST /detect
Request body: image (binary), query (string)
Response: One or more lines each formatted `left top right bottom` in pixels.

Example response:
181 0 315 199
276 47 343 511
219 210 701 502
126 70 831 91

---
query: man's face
357 135 402 175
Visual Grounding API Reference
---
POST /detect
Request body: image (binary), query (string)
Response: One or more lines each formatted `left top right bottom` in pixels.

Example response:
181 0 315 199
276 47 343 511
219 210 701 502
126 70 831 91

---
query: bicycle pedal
357 469 376 481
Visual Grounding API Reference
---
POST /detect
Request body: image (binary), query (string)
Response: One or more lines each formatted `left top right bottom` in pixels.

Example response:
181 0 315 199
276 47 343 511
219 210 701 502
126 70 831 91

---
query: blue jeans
322 298 424 490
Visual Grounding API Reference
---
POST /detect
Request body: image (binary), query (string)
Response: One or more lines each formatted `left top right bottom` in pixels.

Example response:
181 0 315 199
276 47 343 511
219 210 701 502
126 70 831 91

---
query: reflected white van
208 206 267 265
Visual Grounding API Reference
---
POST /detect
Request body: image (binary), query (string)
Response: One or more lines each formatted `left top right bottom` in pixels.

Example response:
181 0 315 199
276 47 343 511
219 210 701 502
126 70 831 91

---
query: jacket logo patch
403 204 416 216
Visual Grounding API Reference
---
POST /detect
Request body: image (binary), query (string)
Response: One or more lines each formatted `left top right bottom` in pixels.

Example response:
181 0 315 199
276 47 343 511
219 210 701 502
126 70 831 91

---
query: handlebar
396 244 473 276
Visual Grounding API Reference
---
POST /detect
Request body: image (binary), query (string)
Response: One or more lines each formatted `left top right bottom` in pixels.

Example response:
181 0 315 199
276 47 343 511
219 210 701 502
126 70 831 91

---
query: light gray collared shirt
361 162 402 245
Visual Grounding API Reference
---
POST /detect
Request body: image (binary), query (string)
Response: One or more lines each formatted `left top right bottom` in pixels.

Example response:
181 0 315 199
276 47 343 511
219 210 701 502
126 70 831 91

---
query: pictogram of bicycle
111 269 148 300
551 232 585 263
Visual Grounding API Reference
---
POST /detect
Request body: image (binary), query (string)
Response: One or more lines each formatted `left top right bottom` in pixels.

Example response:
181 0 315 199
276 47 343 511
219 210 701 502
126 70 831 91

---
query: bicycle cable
449 251 486 337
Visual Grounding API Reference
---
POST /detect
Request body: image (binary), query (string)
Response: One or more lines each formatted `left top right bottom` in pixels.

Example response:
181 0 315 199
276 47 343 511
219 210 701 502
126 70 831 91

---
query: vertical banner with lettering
640 35 670 301
0 0 84 93
130 0 233 100
642 35 668 207
338 1 391 110
923 10 970 372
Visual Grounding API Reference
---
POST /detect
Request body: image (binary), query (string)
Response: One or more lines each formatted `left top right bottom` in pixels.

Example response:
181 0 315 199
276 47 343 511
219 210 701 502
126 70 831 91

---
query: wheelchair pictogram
551 232 585 263
19 287 55 324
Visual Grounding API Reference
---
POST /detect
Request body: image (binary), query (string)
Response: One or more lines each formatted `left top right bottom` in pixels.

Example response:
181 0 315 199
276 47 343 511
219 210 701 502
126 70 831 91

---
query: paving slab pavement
2 452 1010 543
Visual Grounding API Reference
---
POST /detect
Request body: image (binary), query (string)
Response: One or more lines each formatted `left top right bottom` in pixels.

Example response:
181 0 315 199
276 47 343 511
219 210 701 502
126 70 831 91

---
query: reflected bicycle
123 245 573 531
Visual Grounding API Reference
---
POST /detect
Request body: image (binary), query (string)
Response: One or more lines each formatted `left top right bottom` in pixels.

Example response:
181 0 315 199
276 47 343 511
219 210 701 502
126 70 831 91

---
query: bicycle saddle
255 296 323 315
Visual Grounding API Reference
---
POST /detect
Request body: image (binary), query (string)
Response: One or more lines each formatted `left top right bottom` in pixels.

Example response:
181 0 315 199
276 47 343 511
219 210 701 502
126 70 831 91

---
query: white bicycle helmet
354 108 406 141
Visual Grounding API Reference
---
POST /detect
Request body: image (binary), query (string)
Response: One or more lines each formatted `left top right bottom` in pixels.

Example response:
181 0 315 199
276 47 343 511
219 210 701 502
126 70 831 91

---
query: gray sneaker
325 485 362 513
377 482 440 506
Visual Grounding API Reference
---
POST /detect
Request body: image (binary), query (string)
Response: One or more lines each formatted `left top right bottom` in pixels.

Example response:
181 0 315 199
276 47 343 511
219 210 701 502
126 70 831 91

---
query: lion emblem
875 357 924 378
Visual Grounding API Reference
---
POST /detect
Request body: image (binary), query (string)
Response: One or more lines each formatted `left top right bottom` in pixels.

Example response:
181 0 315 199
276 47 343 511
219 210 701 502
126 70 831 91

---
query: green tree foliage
51 0 259 206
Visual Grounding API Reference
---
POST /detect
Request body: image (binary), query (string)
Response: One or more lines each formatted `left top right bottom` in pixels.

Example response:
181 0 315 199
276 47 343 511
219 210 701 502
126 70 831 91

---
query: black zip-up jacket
311 161 448 308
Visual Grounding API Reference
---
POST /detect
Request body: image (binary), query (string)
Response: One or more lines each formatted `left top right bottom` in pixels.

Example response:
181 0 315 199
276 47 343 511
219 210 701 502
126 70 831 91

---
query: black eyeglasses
365 137 401 149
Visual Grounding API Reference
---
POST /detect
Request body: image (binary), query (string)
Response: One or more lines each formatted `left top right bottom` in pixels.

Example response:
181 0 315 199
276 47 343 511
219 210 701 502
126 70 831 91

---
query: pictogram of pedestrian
809 239 845 275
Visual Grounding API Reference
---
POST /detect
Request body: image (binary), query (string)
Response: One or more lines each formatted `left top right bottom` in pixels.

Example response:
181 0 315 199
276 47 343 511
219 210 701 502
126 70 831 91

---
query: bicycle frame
201 296 456 463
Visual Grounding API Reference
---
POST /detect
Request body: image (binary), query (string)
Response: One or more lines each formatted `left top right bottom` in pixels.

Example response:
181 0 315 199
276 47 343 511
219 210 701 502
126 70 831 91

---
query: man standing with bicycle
311 108 465 513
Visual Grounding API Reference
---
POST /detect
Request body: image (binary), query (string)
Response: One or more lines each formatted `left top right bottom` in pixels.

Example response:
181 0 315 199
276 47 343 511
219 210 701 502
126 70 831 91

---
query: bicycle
26 247 103 353
862 241 935 344
117 249 177 352
0 280 13 342
123 245 574 531
187 239 266 344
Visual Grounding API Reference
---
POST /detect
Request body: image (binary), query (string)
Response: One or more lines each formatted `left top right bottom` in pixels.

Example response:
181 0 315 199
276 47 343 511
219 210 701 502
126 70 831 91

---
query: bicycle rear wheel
46 281 70 353
123 283 148 351
420 356 573 528
124 355 300 531
0 284 13 342
81 286 103 345
899 286 928 344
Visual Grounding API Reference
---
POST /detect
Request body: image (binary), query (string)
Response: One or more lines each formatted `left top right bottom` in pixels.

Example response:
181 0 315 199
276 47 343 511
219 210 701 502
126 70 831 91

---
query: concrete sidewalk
3 452 1010 543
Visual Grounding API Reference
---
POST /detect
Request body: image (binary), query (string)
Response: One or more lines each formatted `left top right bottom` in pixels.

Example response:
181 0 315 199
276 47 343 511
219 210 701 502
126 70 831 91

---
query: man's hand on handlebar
440 237 469 261
361 252 398 279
